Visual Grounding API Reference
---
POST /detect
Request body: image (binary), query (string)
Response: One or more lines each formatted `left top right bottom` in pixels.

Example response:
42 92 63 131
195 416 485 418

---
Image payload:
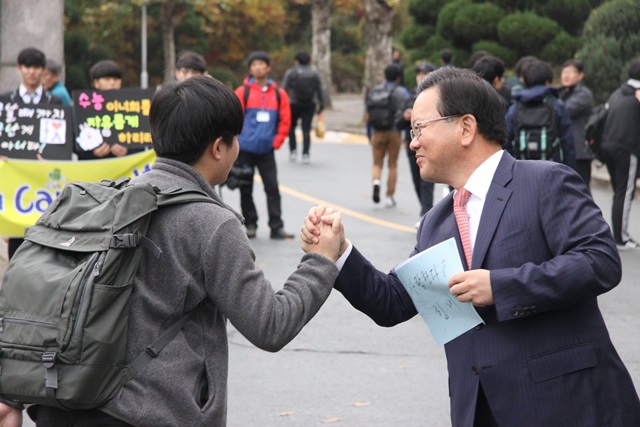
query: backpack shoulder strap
243 85 250 109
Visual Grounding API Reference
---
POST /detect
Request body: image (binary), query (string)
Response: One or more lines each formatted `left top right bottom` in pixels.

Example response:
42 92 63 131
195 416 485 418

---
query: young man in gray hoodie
0 76 343 427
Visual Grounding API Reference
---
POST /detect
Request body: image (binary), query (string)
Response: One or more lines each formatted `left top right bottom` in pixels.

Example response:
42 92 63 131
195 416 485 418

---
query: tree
363 0 396 91
311 0 333 108
578 0 640 103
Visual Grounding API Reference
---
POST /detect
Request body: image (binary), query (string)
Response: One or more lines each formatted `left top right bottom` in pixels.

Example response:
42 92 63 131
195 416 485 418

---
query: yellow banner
0 150 156 237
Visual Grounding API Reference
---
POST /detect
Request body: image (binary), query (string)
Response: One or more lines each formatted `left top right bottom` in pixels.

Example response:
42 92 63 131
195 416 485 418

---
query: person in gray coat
0 76 343 427
559 59 594 187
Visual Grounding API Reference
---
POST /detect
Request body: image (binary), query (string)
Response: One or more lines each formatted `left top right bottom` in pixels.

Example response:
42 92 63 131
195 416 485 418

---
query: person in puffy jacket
234 51 294 240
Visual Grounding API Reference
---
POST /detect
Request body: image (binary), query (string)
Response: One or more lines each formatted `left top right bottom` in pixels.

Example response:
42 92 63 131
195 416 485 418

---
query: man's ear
210 137 224 160
460 114 477 147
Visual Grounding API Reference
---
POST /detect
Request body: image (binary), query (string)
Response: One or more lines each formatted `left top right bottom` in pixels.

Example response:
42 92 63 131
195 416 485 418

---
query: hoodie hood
512 85 558 103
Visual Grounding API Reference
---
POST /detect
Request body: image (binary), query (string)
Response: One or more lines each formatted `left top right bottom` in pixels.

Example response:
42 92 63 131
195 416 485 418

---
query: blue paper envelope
394 238 484 345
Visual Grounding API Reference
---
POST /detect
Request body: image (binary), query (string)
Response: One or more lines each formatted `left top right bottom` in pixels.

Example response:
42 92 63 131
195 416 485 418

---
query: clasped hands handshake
300 206 349 263
300 205 494 306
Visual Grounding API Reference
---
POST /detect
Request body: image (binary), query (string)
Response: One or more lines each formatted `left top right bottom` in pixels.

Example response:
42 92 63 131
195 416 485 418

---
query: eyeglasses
410 114 463 140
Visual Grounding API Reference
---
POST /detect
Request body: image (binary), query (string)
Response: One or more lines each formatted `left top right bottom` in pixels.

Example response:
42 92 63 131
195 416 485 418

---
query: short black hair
90 60 122 80
561 59 584 73
472 55 505 83
384 64 402 82
418 66 507 147
514 55 538 78
17 48 46 68
294 51 311 65
247 51 270 67
150 76 244 165
176 51 207 72
440 49 452 65
521 60 553 87
628 58 640 80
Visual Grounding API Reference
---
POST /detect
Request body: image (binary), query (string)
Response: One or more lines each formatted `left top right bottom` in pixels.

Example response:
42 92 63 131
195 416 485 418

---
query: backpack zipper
70 252 104 342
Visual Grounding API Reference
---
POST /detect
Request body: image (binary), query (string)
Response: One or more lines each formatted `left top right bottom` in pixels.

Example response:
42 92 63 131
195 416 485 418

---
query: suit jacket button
472 366 479 375
511 309 520 317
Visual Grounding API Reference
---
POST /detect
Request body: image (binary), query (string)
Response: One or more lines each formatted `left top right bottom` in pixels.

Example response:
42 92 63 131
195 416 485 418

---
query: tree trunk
363 0 395 93
311 0 332 109
160 0 177 85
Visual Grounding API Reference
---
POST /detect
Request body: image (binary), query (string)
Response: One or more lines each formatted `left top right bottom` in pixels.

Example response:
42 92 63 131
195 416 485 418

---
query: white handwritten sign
394 238 484 345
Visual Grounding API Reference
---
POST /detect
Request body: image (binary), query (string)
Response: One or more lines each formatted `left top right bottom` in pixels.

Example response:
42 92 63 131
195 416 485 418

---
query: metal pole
140 1 149 89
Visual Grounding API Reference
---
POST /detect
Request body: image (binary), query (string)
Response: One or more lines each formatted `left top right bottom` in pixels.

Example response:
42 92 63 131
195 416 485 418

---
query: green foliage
452 3 505 47
332 14 364 55
208 67 241 89
332 52 365 93
578 0 640 103
401 24 434 50
471 41 516 67
408 0 449 25
497 12 559 58
542 0 593 36
539 31 581 66
577 35 622 103
436 0 471 41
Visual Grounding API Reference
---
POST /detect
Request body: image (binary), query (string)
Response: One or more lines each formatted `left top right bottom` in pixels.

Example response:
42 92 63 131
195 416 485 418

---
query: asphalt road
220 139 640 427
15 131 640 426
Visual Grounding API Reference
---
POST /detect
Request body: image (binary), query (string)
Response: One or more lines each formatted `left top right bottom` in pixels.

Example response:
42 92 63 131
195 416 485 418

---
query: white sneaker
617 239 639 251
384 197 396 208
302 154 310 164
289 151 297 162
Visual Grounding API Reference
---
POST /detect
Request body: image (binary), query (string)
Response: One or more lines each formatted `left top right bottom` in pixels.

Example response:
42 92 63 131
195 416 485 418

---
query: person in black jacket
559 59 594 188
397 62 436 225
0 47 63 261
600 58 640 250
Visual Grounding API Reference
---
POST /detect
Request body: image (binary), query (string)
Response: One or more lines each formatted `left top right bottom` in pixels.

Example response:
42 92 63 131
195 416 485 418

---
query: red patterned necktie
454 188 473 269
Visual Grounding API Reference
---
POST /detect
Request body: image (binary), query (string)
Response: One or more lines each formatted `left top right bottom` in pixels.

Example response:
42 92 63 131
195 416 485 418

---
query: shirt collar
461 150 504 201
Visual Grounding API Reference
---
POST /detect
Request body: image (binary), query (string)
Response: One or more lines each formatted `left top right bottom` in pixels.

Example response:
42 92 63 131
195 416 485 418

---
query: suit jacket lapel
471 153 514 269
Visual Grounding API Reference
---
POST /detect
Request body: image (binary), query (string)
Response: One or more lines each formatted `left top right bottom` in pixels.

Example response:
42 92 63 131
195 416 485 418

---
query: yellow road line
278 184 416 234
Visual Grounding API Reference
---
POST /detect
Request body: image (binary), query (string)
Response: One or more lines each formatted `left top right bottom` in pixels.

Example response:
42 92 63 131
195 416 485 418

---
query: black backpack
0 178 215 410
366 84 398 131
512 96 561 161
287 67 318 103
584 103 609 161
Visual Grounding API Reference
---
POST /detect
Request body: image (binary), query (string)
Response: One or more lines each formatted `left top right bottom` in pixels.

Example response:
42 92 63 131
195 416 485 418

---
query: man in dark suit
302 67 640 426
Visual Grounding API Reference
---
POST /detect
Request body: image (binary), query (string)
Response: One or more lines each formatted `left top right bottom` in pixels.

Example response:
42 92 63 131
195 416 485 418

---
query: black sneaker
372 182 380 204
270 228 294 240
246 225 257 238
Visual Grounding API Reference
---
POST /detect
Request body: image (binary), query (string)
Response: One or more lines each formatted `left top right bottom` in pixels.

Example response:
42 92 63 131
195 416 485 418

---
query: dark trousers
405 141 434 216
576 158 592 189
29 406 133 427
237 150 284 231
288 102 316 155
601 147 638 243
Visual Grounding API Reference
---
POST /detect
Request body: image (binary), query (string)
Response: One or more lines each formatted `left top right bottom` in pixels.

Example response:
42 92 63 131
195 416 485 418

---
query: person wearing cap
175 51 208 81
41 59 72 107
234 51 294 240
397 62 436 225
77 60 145 159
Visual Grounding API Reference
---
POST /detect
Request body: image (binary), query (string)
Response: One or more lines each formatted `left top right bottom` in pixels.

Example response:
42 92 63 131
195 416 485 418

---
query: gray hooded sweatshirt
101 158 338 426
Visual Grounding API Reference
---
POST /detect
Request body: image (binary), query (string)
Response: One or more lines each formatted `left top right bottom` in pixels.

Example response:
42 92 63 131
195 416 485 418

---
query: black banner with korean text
72 88 155 153
0 101 73 160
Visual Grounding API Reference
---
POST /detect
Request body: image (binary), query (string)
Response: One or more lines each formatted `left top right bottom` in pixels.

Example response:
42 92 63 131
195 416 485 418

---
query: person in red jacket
234 51 294 240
